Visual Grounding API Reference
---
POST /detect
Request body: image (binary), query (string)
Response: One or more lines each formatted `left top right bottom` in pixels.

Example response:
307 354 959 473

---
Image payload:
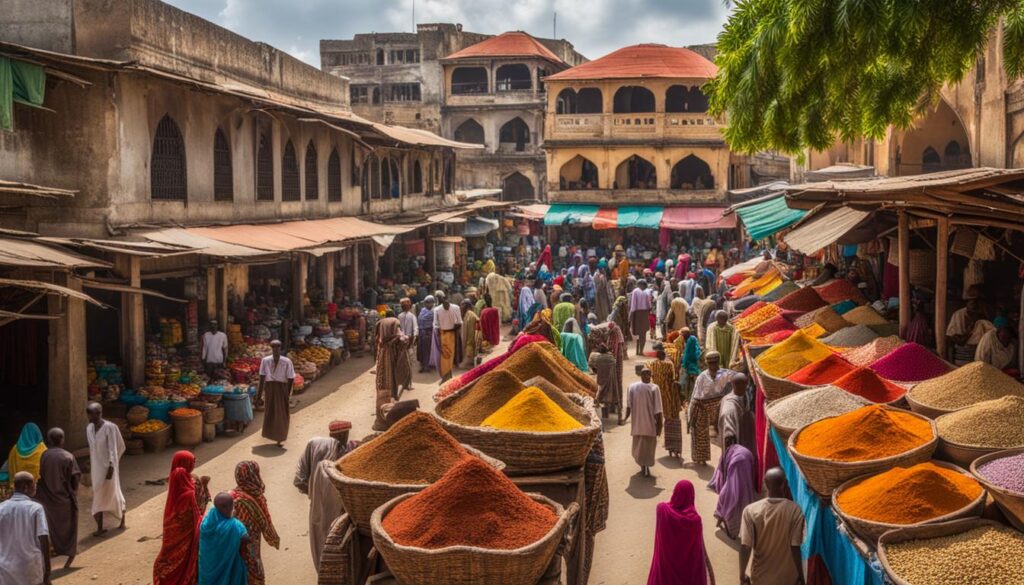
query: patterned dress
231 462 280 585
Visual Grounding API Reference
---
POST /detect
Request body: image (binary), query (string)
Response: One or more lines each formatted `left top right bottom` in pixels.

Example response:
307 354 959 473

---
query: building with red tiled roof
446 31 566 66
545 44 716 81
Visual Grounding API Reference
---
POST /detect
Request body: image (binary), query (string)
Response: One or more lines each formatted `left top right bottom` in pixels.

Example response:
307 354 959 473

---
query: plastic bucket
222 393 254 424
146 401 172 423
170 412 203 446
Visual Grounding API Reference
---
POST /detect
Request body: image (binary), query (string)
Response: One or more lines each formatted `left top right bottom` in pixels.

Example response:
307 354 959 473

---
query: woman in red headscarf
537 244 553 272
646 479 715 585
231 461 280 585
153 451 210 585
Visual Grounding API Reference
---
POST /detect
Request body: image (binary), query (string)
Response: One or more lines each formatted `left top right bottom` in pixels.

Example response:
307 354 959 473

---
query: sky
164 0 730 65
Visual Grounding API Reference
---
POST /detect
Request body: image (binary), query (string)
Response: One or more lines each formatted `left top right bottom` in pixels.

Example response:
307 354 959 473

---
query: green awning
735 195 807 241
1 57 46 131
543 204 599 226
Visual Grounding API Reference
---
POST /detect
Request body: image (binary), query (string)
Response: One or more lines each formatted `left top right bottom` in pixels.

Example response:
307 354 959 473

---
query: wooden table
511 467 586 585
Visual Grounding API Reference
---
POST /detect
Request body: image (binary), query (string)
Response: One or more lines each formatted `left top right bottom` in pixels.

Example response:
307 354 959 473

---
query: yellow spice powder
481 386 584 432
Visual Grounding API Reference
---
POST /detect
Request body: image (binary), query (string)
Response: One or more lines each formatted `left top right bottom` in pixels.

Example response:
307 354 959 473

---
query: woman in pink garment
646 479 715 584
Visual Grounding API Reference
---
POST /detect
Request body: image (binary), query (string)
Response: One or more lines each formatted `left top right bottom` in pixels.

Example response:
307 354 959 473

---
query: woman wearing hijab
374 316 413 430
679 273 697 304
610 295 633 344
536 244 553 275
4 423 46 486
552 293 577 340
588 321 626 420
478 295 501 349
675 328 702 400
593 268 614 323
416 296 436 373
153 451 210 585
665 296 689 333
578 261 595 306
646 480 715 585
709 444 757 540
231 461 280 585
560 318 589 372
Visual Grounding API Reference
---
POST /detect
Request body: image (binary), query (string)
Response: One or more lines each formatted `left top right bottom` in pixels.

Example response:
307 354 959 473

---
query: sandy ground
55 330 738 585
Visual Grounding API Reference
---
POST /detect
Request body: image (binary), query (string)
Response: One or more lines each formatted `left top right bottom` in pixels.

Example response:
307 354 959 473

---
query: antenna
412 0 415 32
553 11 557 38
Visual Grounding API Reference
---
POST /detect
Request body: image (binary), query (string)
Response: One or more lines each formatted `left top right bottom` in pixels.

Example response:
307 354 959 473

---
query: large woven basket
876 518 1009 585
787 408 938 496
750 358 811 401
904 388 959 419
831 460 986 544
433 385 600 476
970 447 1024 532
327 445 504 536
933 409 1016 468
370 492 576 585
134 425 172 453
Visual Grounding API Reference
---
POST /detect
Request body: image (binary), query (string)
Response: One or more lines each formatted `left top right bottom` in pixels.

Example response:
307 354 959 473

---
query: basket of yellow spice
831 461 985 543
434 369 600 475
788 404 938 496
752 330 835 401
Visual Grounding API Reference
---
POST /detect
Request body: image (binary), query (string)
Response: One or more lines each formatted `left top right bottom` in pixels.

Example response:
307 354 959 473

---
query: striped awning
543 204 731 230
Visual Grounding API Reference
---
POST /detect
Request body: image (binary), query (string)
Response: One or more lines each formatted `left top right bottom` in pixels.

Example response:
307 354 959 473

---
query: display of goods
884 525 1024 584
747 329 798 346
793 405 933 462
131 420 168 433
760 281 800 303
734 303 782 334
496 343 596 397
976 451 1024 494
813 279 868 305
869 343 952 382
936 396 1024 448
820 325 879 348
767 386 869 430
812 306 852 334
737 300 768 320
774 286 827 312
832 367 906 403
836 462 982 524
743 315 796 341
841 306 889 326
787 354 856 385
170 407 201 417
910 361 1024 411
160 318 183 347
381 458 557 550
293 373 305 388
442 370 527 425
139 386 169 400
801 323 827 339
481 387 584 432
755 331 834 378
841 336 905 366
338 411 470 484
831 299 858 315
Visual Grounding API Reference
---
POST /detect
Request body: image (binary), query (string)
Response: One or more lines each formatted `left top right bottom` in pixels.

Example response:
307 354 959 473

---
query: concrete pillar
323 253 335 303
367 242 380 287
114 254 145 388
217 266 229 329
347 248 359 298
48 273 88 450
206 267 217 321
898 211 911 335
292 254 309 320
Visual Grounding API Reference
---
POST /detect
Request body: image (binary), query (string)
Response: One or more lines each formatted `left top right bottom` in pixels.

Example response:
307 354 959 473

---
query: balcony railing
612 115 658 132
548 113 725 141
451 82 489 95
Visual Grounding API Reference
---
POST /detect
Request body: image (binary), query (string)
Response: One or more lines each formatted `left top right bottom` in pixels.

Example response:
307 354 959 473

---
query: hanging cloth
0 57 46 130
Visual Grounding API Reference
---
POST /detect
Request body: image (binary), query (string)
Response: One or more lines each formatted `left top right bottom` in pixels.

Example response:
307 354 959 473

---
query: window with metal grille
305 141 318 200
282 140 300 201
256 130 274 201
328 148 342 201
151 114 187 201
213 128 233 201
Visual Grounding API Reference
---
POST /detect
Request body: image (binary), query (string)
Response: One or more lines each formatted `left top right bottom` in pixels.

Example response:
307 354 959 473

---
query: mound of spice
737 300 768 319
813 279 868 305
498 342 595 397
444 371 584 427
793 405 933 462
756 330 834 378
761 281 800 302
744 315 797 340
821 325 879 348
831 299 858 315
841 305 889 326
748 329 798 346
482 386 584 432
787 354 857 385
936 396 1024 448
910 361 1024 411
868 322 900 337
832 367 906 403
842 336 904 366
884 525 1024 585
977 451 1024 494
774 286 827 312
812 306 852 334
869 343 952 382
801 323 827 338
836 462 982 525
735 303 782 334
382 457 558 550
767 385 869 430
338 411 469 484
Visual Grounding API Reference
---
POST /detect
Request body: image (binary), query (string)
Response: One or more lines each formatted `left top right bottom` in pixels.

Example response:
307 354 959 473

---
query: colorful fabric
649 359 680 420
679 335 702 377
439 329 457 377
647 480 709 585
232 461 279 585
479 307 500 346
552 302 576 338
560 332 589 372
374 317 413 427
709 444 758 538
688 399 714 464
6 423 45 484
154 451 202 585
198 507 248 585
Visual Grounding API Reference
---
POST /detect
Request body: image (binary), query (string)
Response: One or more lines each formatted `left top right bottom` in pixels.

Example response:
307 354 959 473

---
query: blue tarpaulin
616 206 664 229
735 195 807 241
543 204 599 226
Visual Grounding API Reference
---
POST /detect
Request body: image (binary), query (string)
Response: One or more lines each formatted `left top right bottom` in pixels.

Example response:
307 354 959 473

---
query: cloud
164 0 728 65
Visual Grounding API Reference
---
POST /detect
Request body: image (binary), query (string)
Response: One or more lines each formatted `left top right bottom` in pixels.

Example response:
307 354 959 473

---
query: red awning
660 207 735 230
592 208 618 230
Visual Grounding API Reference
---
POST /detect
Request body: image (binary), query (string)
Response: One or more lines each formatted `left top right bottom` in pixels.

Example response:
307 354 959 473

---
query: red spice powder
738 300 768 319
869 342 952 382
382 457 558 550
788 353 857 385
833 366 906 403
813 279 868 305
748 315 797 338
775 286 828 312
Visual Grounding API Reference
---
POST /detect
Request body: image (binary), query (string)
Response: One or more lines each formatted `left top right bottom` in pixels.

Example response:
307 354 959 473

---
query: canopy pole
935 218 949 358
898 211 910 336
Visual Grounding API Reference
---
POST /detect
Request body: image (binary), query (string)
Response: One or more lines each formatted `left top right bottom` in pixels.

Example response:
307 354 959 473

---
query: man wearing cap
258 340 295 446
623 366 663 477
201 321 229 378
294 421 357 570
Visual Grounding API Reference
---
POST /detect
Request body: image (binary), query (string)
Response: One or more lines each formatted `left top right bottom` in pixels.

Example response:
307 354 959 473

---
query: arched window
282 140 300 201
496 64 531 91
613 86 655 113
499 117 530 152
454 119 485 145
502 172 534 201
365 154 380 199
614 155 657 189
213 127 233 202
666 85 709 113
670 154 714 190
413 160 423 193
380 156 391 200
559 155 599 190
922 146 942 173
556 88 577 114
372 87 380 105
305 141 318 200
327 148 342 202
385 157 401 198
452 67 488 94
256 129 274 201
578 88 603 113
151 114 187 201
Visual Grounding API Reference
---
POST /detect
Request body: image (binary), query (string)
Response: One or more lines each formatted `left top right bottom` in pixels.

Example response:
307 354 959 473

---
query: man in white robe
293 421 355 571
86 402 125 536
975 326 1017 370
484 271 514 322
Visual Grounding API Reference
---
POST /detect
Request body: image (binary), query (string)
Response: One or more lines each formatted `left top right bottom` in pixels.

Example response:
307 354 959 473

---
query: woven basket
787 408 938 496
750 358 810 401
328 445 503 537
970 447 1024 532
831 460 986 544
876 518 1008 585
433 388 600 476
370 492 575 585
203 407 225 424
933 409 1016 468
135 425 172 453
904 390 958 419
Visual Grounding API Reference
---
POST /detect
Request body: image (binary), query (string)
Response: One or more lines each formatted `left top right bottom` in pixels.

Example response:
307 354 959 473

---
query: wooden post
898 211 911 335
935 218 949 357
324 253 335 303
292 254 308 320
217 266 228 330
367 242 379 287
114 254 145 388
347 248 359 299
48 273 89 450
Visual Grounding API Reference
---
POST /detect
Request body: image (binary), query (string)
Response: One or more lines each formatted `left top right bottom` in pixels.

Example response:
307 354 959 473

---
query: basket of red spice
328 411 505 536
370 457 578 585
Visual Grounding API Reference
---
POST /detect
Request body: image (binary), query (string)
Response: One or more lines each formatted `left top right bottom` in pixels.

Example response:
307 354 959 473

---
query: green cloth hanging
0 57 47 131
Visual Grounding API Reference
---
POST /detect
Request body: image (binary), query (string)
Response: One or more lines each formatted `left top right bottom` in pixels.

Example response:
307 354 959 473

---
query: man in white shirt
434 294 463 382
258 340 295 446
86 402 126 537
0 472 51 585
623 367 663 477
201 320 229 377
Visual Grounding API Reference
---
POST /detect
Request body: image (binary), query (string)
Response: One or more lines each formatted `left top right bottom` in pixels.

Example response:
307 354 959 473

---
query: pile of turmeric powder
481 386 584 432
836 462 982 524
793 404 933 462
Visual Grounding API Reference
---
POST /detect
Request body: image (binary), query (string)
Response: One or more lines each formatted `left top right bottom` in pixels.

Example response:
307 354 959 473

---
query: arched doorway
670 155 715 189
559 155 599 190
893 98 971 175
502 172 535 201
499 118 531 152
454 119 485 145
613 86 655 113
614 155 657 189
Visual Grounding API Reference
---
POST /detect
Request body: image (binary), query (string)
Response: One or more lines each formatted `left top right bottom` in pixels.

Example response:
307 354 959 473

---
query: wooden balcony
547 112 725 142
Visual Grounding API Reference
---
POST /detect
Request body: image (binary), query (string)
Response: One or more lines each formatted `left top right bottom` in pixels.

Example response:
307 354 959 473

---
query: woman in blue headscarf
560 318 590 373
675 328 702 402
199 493 249 585
4 422 46 486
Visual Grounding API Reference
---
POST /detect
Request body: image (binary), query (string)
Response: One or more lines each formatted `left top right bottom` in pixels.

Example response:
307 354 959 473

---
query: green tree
706 0 1024 154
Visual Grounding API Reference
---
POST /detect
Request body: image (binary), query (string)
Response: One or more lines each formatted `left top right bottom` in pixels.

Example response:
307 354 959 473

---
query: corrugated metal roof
0 180 77 199
783 207 871 254
545 44 717 81
445 31 565 65
0 278 106 306
369 123 484 150
0 237 110 269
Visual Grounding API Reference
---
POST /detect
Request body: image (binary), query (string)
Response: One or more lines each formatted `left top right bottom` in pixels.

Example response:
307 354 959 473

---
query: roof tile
545 44 716 81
